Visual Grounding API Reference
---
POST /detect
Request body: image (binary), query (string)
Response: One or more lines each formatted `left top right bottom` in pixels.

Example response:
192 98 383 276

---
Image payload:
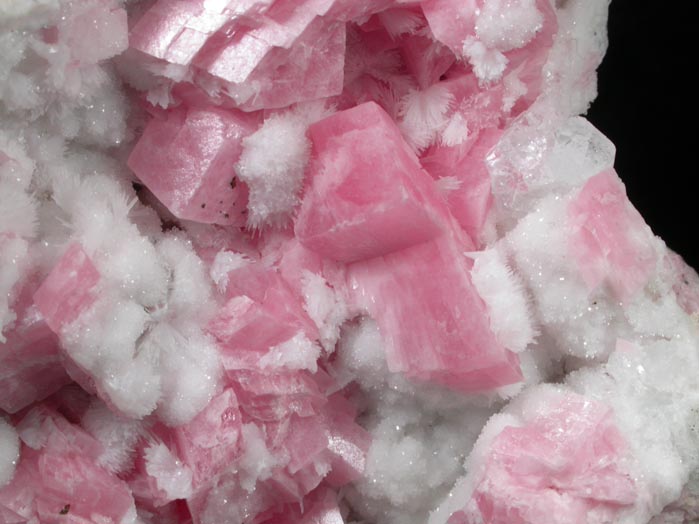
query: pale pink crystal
0 276 69 414
208 263 319 369
400 21 456 89
228 369 326 422
276 238 327 296
326 0 396 21
283 412 328 474
421 0 478 56
569 169 657 302
128 0 244 66
207 17 347 111
320 394 371 487
64 0 128 64
421 128 500 244
174 388 242 488
181 373 368 522
0 407 135 523
348 232 522 391
130 1 351 110
33 244 101 334
450 391 636 524
128 106 258 225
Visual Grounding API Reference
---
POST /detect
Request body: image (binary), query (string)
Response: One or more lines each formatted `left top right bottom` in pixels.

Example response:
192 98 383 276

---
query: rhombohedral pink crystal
1 1 698 524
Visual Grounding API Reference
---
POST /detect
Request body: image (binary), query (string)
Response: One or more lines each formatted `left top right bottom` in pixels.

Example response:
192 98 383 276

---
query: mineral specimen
0 1 697 524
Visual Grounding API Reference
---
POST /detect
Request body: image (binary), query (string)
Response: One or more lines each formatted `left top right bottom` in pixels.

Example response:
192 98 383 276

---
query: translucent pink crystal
451 391 636 524
209 263 319 369
349 232 522 391
33 244 100 334
569 169 657 302
0 334 66 415
421 0 478 56
179 372 367 522
128 0 242 66
205 17 347 111
129 1 351 110
65 0 128 64
229 369 325 422
400 24 456 89
421 128 500 244
295 102 447 262
128 106 257 225
174 388 242 488
320 394 371 487
0 407 135 523
0 277 69 413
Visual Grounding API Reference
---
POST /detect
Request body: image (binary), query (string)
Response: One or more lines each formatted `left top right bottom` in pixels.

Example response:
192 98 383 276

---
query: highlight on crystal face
0 1 698 524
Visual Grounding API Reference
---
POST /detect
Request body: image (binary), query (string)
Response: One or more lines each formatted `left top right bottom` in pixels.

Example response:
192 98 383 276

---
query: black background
587 0 697 269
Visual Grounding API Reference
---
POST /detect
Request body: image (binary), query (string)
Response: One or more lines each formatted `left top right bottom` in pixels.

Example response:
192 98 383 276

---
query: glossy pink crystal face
348 232 523 391
421 128 500 244
127 106 257 225
129 0 347 110
295 102 447 262
1 1 698 524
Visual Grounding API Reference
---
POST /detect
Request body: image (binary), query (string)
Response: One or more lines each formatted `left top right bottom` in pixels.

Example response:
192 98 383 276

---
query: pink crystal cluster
449 389 637 524
1 1 699 524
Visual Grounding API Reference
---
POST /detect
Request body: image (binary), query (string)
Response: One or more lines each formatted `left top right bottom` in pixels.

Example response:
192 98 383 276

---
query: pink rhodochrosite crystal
295 101 447 262
449 389 637 524
569 169 657 302
0 273 70 414
0 406 136 523
33 243 101 334
348 232 523 391
127 106 257 225
1 1 698 524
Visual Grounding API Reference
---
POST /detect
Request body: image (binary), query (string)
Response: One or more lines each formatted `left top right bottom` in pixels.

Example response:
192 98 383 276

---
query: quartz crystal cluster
1 1 698 524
